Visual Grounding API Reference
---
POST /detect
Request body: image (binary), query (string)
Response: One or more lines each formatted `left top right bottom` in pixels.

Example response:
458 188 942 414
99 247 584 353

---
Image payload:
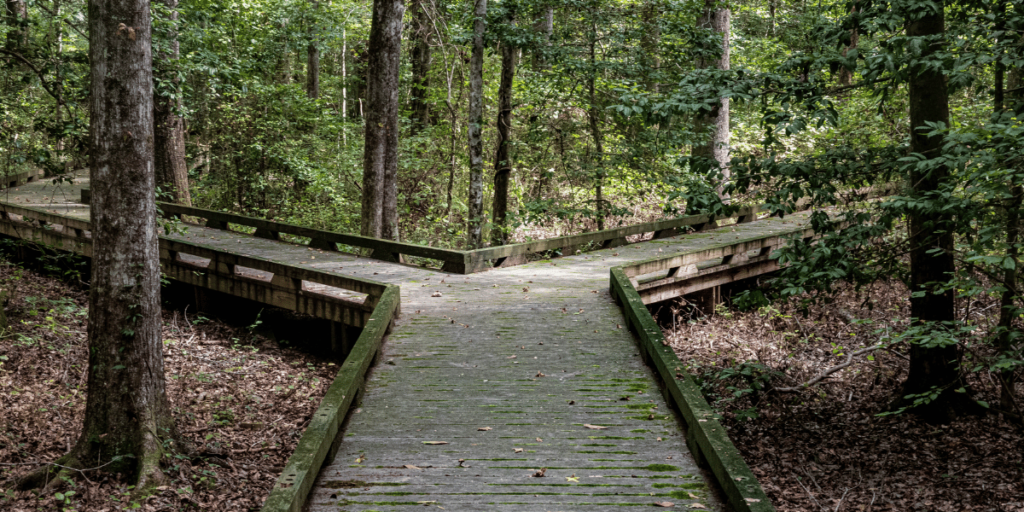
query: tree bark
899 1 973 423
640 0 660 93
588 20 605 231
306 0 320 99
409 0 432 130
531 6 552 70
153 0 192 205
361 0 404 239
4 0 26 51
467 0 486 249
838 3 859 87
491 33 517 246
16 0 184 490
692 1 730 200
997 43 1022 412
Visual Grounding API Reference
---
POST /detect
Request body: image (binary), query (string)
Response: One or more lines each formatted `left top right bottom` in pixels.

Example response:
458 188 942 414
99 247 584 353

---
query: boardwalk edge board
609 266 775 512
260 284 400 512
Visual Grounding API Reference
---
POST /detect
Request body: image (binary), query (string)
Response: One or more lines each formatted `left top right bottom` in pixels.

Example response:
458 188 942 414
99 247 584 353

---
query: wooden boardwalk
1 176 812 511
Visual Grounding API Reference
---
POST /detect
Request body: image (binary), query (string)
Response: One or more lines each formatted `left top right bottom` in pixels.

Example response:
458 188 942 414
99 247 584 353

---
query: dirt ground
661 280 1024 512
0 260 338 511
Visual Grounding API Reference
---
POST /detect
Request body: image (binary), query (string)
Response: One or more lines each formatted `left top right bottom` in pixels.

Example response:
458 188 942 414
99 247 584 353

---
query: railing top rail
0 202 91 231
619 223 815 278
0 200 388 300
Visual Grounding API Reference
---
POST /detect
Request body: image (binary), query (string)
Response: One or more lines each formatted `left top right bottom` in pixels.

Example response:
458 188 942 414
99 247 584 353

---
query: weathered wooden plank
261 285 399 512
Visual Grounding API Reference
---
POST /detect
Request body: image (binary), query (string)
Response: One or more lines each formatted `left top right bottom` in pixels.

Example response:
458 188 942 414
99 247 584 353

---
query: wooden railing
157 202 766 274
0 201 390 328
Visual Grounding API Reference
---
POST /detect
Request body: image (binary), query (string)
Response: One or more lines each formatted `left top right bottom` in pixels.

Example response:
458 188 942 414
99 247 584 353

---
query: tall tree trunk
640 0 660 93
4 0 26 51
361 0 404 239
531 5 552 70
899 0 972 423
692 1 730 201
467 0 486 248
154 0 192 205
15 0 185 491
306 0 320 99
409 0 432 131
588 20 605 231
279 20 292 84
997 37 1022 412
838 3 859 87
342 27 348 145
491 33 517 246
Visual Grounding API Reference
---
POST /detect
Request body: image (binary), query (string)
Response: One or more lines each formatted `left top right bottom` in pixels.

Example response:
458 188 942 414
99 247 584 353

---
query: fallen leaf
422 441 448 445
477 427 492 431
566 474 579 482
514 448 523 453
744 498 760 503
536 437 543 442
532 468 547 477
653 502 674 508
431 291 443 297
690 504 706 509
404 465 422 470
583 424 607 430
535 371 545 377
568 400 575 405
687 493 698 499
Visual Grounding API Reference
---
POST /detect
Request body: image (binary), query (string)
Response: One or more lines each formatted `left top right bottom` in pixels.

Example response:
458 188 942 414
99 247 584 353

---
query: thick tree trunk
4 0 26 51
692 2 730 200
16 0 184 490
467 0 486 248
899 1 974 423
409 0 432 130
306 0 320 99
153 0 192 205
588 23 605 231
361 0 404 239
491 34 517 246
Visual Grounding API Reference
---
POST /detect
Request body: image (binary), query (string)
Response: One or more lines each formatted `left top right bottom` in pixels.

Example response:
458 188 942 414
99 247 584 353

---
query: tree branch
774 343 883 392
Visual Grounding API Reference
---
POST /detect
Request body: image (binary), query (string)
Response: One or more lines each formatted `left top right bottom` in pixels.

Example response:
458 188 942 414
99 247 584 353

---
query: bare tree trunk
997 37 1021 412
531 6 552 70
279 20 292 84
4 0 26 51
692 1 730 200
838 3 859 87
588 21 605 231
306 0 320 99
15 0 185 491
491 33 517 246
361 0 404 239
154 0 192 205
640 0 660 93
899 1 974 423
342 27 348 144
409 0 432 131
467 0 486 248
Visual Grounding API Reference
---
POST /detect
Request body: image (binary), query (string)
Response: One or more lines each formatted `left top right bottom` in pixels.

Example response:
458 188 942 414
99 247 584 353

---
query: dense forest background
2 0 938 247
3 0 1024 420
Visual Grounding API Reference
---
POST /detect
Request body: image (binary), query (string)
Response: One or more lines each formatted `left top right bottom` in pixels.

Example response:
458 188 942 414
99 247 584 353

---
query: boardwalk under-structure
0 175 818 512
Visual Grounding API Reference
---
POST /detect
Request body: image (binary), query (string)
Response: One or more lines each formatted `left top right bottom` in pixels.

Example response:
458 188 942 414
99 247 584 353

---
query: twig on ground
775 344 883 392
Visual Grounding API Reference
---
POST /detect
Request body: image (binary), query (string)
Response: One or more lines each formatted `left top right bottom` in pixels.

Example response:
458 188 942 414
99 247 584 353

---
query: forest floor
0 260 338 511
660 280 1024 512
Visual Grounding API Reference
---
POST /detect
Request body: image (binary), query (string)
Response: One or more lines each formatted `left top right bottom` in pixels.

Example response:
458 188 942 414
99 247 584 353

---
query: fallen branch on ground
774 344 883 392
